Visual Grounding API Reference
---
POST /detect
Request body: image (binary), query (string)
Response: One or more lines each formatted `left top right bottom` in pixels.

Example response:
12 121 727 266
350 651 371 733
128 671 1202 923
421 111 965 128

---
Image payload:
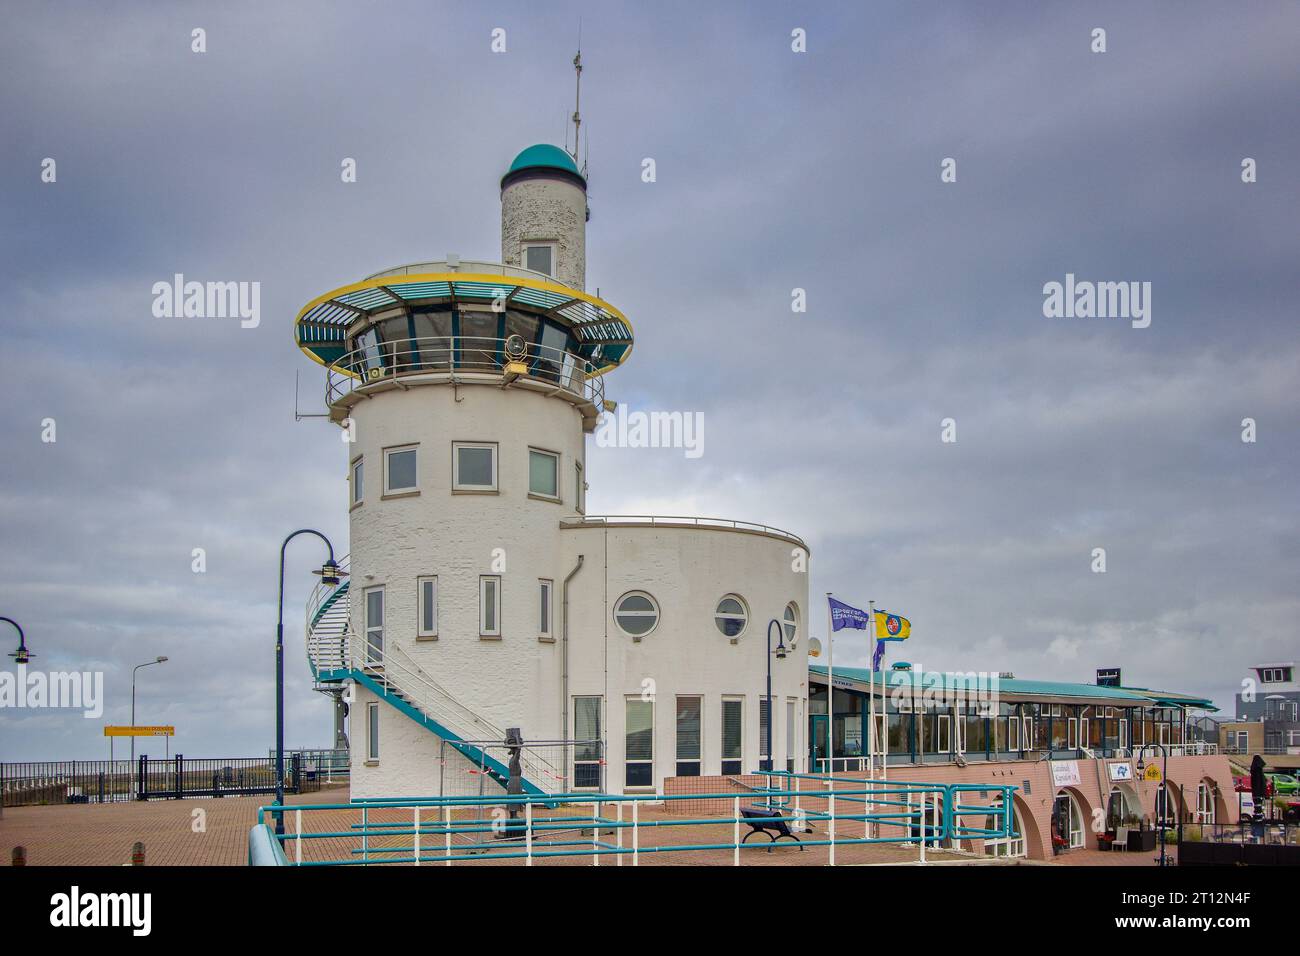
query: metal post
295 809 302 865
733 796 741 866
919 793 926 864
632 801 639 866
444 804 451 866
829 779 836 866
275 528 338 836
362 806 369 864
525 801 533 866
592 800 600 866
616 802 623 866
414 806 420 866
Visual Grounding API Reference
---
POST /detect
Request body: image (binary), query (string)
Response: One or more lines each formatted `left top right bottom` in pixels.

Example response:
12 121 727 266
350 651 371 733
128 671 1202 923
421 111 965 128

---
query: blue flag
872 639 886 671
828 596 870 631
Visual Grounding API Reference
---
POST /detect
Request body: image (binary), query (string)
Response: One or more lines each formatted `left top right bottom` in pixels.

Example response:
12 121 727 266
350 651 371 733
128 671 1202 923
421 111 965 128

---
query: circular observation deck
295 263 633 428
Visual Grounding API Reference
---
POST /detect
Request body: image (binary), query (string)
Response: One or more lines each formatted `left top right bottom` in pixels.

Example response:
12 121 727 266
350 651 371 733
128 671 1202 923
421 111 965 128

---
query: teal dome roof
506 143 583 179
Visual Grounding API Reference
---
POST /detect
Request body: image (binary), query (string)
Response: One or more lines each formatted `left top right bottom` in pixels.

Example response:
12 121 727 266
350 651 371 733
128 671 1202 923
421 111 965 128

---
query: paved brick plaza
0 786 1161 867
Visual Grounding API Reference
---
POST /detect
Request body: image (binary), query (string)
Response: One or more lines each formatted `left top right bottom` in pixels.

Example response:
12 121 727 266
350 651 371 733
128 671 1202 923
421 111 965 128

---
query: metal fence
1 751 344 806
252 772 1020 866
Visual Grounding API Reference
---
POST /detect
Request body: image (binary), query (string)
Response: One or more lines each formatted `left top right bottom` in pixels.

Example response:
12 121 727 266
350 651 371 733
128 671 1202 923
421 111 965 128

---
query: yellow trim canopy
294 272 634 374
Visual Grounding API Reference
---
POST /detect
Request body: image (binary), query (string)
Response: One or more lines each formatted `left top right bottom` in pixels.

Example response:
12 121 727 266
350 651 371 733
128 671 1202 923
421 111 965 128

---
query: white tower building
296 141 809 798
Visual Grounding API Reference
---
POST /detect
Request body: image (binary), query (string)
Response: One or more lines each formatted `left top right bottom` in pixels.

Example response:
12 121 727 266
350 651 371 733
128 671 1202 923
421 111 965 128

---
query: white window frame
612 590 659 640
522 241 557 277
1008 715 1021 751
721 696 744 774
364 585 384 664
351 456 364 506
383 444 419 495
527 447 561 501
1067 717 1078 750
417 575 438 639
714 594 750 641
782 602 799 645
538 578 553 640
675 695 703 777
786 698 798 774
574 460 585 514
452 441 498 492
366 700 380 762
572 696 602 790
624 696 654 790
479 575 501 638
937 713 951 753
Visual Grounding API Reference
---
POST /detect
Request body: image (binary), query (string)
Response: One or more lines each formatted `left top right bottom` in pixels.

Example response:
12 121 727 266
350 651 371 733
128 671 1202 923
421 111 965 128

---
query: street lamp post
130 656 169 765
761 619 788 772
1136 742 1170 867
2 617 31 665
275 529 344 835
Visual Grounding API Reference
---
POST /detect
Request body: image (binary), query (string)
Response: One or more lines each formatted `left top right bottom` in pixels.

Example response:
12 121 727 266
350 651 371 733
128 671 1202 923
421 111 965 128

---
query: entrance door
810 715 829 773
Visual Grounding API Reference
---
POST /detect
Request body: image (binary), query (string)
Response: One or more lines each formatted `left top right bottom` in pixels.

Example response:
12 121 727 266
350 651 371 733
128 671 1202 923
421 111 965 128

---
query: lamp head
9 647 31 665
317 560 347 587
156 656 169 663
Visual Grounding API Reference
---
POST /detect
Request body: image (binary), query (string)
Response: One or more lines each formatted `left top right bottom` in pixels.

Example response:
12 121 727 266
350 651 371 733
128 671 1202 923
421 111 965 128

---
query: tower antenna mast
571 26 584 174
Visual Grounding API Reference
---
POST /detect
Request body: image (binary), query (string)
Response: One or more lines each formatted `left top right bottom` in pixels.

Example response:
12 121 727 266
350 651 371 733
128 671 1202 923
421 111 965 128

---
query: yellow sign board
1143 763 1163 782
104 725 174 737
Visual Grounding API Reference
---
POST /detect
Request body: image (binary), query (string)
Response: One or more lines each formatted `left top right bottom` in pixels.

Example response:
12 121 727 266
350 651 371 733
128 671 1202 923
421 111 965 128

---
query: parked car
1267 773 1300 795
1234 774 1275 796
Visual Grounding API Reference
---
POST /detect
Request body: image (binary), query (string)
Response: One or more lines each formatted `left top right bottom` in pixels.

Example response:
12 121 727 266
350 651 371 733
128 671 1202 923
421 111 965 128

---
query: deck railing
325 336 605 409
252 773 1019 866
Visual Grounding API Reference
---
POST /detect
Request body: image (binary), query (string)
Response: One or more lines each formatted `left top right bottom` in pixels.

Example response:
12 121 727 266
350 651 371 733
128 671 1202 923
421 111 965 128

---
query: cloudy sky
1 1 1296 760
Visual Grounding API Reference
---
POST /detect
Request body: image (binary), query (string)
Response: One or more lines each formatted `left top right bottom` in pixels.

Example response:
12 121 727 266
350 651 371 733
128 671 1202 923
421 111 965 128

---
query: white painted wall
500 176 587 290
342 378 810 798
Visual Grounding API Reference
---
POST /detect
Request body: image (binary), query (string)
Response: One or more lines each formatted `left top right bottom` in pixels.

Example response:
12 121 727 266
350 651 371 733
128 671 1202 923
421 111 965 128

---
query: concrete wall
343 378 809 798
561 523 809 793
500 176 587 290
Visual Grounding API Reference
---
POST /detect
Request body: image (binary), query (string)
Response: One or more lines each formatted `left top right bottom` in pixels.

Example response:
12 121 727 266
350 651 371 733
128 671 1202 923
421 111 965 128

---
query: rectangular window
351 457 363 505
364 586 384 664
1008 715 1020 751
675 696 702 776
453 442 498 491
528 447 560 500
786 699 797 774
759 696 772 768
479 575 501 637
383 445 418 494
574 461 585 514
625 698 653 788
573 697 601 789
523 243 555 277
417 576 438 638
366 701 380 761
721 697 743 775
1067 717 1078 750
538 579 553 639
937 713 951 753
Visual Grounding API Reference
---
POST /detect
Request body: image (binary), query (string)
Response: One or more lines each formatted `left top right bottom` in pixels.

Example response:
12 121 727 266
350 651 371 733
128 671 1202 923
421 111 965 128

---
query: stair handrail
352 638 565 791
387 642 568 787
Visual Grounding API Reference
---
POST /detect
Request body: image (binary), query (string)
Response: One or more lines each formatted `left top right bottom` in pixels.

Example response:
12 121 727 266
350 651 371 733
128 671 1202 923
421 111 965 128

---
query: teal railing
252 774 1018 866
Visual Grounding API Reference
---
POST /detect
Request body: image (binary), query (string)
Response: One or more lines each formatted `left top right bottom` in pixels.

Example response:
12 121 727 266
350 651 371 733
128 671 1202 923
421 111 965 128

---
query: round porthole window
783 602 799 646
714 595 749 639
614 591 659 638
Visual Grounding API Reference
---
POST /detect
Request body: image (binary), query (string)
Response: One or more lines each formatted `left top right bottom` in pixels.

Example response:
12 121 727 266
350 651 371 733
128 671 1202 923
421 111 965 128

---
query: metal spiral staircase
304 558 560 797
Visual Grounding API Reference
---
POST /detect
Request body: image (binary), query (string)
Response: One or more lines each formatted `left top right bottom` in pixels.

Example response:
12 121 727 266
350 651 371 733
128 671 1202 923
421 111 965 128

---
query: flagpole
868 600 876 782
825 592 833 777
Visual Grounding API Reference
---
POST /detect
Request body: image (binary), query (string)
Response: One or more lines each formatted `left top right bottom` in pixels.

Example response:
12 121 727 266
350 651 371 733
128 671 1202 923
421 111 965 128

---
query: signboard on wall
1050 760 1082 788
1108 762 1134 782
1096 668 1122 687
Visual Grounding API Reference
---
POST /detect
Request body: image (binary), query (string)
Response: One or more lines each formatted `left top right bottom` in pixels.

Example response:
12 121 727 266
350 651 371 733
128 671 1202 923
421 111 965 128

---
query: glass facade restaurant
808 666 1213 767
